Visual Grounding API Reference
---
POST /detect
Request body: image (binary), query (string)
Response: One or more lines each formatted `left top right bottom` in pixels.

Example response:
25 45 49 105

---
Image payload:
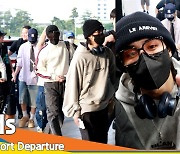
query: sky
0 0 161 23
0 0 115 23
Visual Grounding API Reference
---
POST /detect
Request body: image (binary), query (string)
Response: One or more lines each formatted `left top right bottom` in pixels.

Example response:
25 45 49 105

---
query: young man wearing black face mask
12 28 39 128
63 19 116 143
115 12 180 150
36 25 69 135
161 3 180 58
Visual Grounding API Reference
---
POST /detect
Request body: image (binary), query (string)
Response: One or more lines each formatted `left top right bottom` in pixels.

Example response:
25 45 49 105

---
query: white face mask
68 38 74 44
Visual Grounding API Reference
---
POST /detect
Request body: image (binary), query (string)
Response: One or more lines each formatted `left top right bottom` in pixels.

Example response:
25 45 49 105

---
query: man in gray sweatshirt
63 19 116 143
115 11 180 150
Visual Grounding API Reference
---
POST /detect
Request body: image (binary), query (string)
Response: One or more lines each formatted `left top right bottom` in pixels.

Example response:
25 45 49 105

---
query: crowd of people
0 2 180 150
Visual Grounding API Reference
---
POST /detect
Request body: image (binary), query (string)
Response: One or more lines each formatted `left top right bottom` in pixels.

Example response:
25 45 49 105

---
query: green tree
69 7 79 34
0 9 44 37
65 19 74 31
70 7 78 20
81 10 92 24
0 11 4 30
76 27 83 36
51 17 66 31
51 17 59 25
104 23 113 31
3 10 13 35
10 10 33 36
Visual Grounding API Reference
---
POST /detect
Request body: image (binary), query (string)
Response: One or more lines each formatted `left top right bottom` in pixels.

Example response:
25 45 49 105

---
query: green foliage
104 23 113 31
81 10 92 24
76 27 83 35
69 7 79 35
51 17 74 32
51 17 66 30
70 7 78 19
0 11 5 28
10 10 33 36
35 26 45 36
0 10 34 37
66 19 75 32
51 7 80 35
0 7 109 39
3 10 12 34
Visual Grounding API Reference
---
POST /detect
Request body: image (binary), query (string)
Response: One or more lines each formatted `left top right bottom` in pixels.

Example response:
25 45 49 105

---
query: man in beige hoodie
63 19 116 143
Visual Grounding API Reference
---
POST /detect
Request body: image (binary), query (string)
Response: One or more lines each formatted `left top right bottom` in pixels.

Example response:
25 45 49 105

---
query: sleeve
108 48 117 89
156 0 165 9
62 56 83 118
16 45 23 68
0 56 7 80
37 28 47 51
36 49 51 79
9 40 18 54
69 44 75 62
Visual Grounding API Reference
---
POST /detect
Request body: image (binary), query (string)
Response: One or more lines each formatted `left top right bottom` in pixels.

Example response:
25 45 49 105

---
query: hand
0 78 6 82
176 44 180 51
11 74 17 82
55 75 66 82
11 71 15 77
103 34 115 46
73 116 80 127
176 74 180 86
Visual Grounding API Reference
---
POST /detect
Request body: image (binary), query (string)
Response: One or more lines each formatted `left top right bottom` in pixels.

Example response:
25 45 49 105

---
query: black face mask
29 40 37 44
49 31 60 45
168 17 175 21
126 49 171 90
165 13 175 21
93 34 105 45
50 39 59 45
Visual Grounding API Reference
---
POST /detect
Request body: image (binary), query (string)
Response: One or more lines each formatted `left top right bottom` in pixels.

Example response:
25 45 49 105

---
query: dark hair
46 25 59 37
23 25 31 30
110 8 116 19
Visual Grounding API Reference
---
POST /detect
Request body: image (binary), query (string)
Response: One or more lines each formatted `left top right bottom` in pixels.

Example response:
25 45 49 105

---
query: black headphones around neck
134 89 180 119
90 46 105 55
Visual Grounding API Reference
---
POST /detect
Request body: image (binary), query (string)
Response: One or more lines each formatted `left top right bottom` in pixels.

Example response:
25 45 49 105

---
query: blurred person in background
161 3 180 59
0 54 7 114
141 0 150 14
12 28 39 128
155 0 180 20
0 30 15 118
66 32 77 50
8 25 31 56
8 25 31 119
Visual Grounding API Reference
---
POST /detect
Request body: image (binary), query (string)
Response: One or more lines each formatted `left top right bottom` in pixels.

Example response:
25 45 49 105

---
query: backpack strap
64 41 70 51
35 43 48 66
64 41 71 64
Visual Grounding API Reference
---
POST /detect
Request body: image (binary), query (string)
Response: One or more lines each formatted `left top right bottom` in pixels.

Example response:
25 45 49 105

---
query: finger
176 75 180 86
